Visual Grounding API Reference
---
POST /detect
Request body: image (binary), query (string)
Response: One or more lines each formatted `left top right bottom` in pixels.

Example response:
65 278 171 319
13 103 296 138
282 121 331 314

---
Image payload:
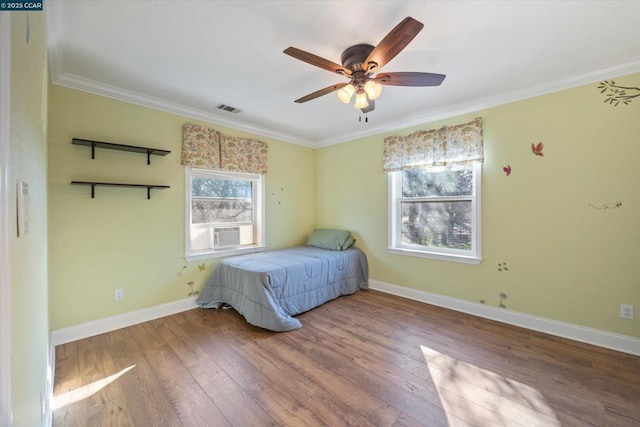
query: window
388 162 481 264
185 168 265 260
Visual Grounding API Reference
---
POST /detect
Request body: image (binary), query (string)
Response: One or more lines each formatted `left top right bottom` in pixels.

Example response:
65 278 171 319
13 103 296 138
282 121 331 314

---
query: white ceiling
47 1 640 147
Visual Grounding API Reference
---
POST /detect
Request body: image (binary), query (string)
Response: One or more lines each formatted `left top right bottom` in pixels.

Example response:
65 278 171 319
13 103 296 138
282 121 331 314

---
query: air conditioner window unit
213 227 241 248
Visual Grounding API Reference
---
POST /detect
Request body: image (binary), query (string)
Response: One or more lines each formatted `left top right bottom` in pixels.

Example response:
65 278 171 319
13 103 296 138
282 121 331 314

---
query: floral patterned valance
220 135 268 175
383 117 484 172
181 123 268 174
181 124 222 169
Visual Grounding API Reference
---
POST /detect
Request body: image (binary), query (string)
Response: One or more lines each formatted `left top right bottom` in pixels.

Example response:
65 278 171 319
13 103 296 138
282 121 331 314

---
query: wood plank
53 341 81 396
256 332 403 426
188 357 278 426
105 335 182 425
285 312 449 426
143 316 210 368
195 327 324 426
144 345 229 426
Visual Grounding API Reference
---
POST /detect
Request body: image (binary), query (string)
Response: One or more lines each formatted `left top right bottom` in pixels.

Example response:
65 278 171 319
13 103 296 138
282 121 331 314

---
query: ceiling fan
283 17 446 115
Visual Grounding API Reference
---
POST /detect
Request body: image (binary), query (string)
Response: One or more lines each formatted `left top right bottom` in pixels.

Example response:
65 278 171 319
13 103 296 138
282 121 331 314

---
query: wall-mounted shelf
72 138 171 165
71 181 170 199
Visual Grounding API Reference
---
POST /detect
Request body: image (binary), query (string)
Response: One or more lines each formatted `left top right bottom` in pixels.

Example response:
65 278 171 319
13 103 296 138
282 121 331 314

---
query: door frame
0 12 13 426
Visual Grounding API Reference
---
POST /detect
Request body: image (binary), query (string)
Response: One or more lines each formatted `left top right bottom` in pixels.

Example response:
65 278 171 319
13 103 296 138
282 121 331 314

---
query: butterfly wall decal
531 142 544 156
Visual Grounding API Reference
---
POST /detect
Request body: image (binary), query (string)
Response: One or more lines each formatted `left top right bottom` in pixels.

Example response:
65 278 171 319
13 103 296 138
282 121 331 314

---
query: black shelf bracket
71 181 170 199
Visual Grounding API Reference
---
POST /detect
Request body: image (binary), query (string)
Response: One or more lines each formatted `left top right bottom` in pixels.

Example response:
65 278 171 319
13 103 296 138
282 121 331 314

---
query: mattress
196 246 369 331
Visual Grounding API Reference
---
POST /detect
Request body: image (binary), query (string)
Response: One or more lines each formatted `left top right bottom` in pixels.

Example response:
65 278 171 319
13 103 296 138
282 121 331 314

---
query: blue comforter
196 246 369 331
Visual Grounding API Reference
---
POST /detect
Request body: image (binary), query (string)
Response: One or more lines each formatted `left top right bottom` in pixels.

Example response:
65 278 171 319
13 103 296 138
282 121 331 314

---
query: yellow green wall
48 72 639 340
48 85 316 330
9 11 50 426
317 73 640 338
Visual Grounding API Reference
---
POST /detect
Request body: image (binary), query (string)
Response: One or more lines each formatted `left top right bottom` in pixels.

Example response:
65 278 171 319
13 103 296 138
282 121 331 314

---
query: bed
196 230 368 331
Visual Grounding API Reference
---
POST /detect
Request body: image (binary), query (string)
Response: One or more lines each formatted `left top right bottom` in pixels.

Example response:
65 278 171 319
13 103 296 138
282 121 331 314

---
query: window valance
383 117 483 172
181 123 268 174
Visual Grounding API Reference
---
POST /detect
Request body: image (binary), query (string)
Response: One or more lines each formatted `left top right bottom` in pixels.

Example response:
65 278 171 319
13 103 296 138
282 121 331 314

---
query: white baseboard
369 279 640 356
49 284 639 357
51 297 199 347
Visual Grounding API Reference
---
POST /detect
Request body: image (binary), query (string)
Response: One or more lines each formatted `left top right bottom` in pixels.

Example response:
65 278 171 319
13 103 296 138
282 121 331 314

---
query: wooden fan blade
361 99 375 113
284 47 351 76
363 17 424 74
376 72 446 86
294 82 348 103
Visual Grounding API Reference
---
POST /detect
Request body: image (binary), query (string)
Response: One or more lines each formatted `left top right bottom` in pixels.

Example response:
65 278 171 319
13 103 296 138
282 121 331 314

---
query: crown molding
50 58 640 149
50 71 316 148
314 59 640 147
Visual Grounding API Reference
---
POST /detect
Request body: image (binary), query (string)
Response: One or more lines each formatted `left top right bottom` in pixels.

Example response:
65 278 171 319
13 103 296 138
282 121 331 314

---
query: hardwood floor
53 290 640 426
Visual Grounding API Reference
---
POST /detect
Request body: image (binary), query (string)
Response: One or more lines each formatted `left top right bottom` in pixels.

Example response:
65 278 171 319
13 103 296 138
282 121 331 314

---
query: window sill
388 247 481 265
186 245 265 262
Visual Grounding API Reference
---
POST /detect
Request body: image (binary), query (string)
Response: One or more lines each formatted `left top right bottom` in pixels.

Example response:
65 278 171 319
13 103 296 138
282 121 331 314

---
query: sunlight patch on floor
52 364 136 410
420 346 560 426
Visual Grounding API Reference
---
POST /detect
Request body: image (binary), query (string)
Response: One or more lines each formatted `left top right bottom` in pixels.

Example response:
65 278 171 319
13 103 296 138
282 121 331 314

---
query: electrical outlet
114 289 124 301
620 304 634 320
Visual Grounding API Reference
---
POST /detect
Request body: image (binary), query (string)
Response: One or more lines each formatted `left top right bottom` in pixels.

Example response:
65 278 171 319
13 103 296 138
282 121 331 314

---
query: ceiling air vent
216 104 242 114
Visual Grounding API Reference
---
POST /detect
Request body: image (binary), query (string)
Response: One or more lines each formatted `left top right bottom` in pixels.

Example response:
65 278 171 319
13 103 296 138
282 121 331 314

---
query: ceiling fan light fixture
353 90 369 109
284 17 445 118
364 79 382 100
337 84 356 103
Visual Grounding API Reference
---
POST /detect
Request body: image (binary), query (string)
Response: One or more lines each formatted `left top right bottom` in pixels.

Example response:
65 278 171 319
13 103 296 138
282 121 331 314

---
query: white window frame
388 162 482 264
185 167 265 261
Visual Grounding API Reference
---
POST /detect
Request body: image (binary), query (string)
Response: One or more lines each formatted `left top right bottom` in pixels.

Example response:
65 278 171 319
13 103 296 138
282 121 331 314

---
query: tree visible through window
191 177 253 224
185 168 264 260
389 163 481 264
401 167 473 250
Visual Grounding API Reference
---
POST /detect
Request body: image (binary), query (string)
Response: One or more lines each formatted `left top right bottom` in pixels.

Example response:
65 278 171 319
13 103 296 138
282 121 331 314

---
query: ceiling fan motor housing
341 44 375 72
